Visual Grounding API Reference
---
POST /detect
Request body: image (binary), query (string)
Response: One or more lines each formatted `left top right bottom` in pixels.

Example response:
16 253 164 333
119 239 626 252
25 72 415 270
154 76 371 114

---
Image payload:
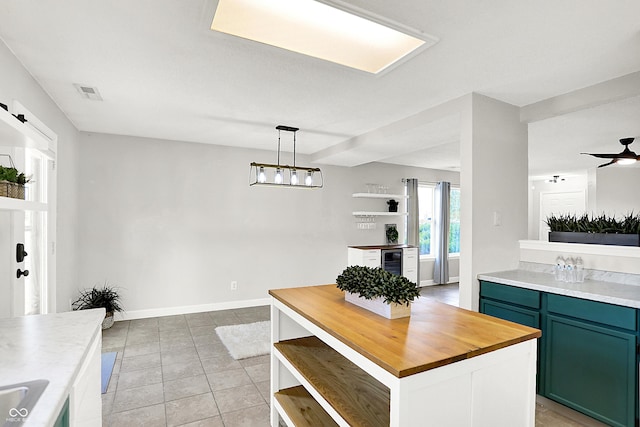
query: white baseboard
115 297 271 321
420 276 460 287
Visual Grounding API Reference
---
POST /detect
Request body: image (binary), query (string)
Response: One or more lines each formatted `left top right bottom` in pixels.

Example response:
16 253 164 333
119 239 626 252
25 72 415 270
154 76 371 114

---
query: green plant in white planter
72 283 124 329
336 266 420 319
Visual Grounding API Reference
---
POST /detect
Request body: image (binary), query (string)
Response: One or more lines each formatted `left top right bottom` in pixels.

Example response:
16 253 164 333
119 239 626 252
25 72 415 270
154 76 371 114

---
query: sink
0 380 48 426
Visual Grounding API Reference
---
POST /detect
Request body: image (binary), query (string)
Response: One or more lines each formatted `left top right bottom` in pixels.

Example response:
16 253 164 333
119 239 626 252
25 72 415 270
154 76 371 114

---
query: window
449 187 460 255
417 184 460 256
417 185 434 255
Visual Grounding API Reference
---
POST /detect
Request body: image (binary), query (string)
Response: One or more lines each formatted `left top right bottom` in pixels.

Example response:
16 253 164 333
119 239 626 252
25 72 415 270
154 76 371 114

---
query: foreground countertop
0 309 104 426
269 284 540 378
478 270 640 309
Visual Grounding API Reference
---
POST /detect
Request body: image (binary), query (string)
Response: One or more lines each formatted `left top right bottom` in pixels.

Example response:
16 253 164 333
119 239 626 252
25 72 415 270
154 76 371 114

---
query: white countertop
478 270 640 309
0 309 104 426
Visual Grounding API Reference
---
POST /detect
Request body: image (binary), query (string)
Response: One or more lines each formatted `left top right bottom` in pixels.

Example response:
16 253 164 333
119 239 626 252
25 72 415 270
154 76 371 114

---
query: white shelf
0 196 47 212
352 193 408 199
0 107 51 151
353 211 408 216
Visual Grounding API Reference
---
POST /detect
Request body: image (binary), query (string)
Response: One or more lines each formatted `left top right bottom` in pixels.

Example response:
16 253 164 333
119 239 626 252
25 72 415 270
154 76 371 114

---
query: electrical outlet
230 281 238 291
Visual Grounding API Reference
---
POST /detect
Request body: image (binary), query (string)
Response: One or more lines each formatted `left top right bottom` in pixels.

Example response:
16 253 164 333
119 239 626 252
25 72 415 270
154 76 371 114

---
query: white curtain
405 178 420 284
433 181 450 284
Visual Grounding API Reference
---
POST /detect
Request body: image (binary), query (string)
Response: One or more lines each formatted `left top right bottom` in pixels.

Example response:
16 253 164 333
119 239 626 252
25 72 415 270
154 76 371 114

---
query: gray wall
595 166 640 216
78 132 459 316
0 39 80 313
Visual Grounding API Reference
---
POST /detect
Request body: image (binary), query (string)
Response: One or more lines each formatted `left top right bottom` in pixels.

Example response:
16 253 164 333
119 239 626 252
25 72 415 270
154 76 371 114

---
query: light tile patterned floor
102 307 271 427
102 291 606 426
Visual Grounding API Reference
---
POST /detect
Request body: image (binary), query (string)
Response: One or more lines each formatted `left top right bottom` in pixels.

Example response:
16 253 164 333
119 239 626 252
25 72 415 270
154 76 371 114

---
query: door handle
16 243 28 263
17 269 29 279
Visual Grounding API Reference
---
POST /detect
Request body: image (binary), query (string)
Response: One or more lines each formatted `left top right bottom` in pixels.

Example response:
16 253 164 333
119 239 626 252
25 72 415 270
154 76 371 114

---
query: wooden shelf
352 211 408 217
274 386 338 427
0 196 47 212
352 193 408 199
275 336 390 427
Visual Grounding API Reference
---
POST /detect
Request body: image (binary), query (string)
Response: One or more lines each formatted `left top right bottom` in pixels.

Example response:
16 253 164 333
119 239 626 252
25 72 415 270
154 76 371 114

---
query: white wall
0 39 80 313
77 133 459 317
595 166 640 215
459 94 528 310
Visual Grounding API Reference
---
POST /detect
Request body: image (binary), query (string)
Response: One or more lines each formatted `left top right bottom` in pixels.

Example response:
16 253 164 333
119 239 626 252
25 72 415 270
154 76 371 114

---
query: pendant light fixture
249 125 323 188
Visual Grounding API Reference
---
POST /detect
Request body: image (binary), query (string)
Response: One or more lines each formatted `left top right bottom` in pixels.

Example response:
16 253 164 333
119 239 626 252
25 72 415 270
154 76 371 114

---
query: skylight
210 0 436 74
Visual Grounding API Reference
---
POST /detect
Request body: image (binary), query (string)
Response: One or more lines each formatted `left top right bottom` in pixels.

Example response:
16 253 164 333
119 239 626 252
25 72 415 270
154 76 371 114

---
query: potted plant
72 283 124 329
545 213 640 246
386 224 399 244
0 157 30 199
336 265 420 319
387 199 399 212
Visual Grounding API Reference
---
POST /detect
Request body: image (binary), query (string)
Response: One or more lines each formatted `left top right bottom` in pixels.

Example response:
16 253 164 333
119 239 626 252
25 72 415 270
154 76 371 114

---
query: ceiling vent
73 84 103 101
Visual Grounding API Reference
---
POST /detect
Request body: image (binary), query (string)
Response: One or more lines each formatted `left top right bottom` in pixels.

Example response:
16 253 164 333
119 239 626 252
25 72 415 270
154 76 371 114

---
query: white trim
115 297 271 321
519 239 640 258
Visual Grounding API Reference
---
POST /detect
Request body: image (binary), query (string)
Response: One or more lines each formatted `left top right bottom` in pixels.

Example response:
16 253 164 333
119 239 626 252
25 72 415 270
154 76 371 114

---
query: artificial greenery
0 165 29 184
545 213 640 235
386 225 399 243
72 283 124 314
336 265 420 306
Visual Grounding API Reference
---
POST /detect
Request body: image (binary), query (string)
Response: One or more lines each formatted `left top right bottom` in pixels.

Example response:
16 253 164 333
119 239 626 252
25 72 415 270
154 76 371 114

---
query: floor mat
215 321 270 360
101 352 117 394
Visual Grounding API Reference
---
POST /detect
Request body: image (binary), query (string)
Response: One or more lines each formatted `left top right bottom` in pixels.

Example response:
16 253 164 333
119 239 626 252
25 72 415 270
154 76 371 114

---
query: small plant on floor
72 282 124 329
336 265 420 306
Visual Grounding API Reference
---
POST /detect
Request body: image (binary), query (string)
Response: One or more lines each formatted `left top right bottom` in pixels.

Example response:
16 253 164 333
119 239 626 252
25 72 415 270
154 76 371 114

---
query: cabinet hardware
16 269 29 278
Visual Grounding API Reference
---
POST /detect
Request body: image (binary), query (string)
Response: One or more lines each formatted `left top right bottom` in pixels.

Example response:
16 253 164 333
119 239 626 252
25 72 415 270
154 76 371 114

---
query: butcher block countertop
269 284 541 378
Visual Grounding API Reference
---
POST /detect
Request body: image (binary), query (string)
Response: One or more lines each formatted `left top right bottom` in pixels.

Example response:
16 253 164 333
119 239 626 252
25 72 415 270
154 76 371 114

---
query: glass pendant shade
274 168 283 184
305 170 313 186
258 166 266 183
290 169 298 185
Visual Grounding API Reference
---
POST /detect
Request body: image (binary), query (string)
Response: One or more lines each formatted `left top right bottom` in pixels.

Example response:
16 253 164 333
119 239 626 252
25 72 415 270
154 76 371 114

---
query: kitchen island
0 309 104 426
269 284 541 427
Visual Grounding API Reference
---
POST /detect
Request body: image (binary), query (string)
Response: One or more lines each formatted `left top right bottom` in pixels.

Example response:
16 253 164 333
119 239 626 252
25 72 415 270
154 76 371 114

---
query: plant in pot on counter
386 224 399 244
336 266 420 319
72 283 124 329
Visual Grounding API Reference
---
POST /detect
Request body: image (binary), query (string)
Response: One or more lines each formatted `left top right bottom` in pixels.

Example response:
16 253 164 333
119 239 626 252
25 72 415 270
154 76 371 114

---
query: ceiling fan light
617 158 636 165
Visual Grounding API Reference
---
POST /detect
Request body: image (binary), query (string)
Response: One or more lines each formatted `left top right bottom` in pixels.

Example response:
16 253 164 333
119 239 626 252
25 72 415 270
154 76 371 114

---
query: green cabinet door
480 299 540 328
545 314 636 427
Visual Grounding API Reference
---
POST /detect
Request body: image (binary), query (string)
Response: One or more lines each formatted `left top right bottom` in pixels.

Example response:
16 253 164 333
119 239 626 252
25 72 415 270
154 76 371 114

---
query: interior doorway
539 190 586 241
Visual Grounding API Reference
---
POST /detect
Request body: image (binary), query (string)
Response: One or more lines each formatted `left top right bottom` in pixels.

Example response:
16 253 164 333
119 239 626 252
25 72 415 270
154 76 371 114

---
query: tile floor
101 306 272 427
101 287 606 427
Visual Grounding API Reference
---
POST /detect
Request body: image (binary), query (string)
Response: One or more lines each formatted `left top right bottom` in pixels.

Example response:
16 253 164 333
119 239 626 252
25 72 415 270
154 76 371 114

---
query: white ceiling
0 0 639 176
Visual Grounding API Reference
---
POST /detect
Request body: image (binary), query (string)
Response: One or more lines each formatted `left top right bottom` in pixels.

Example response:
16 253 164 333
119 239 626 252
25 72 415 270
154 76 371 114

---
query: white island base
269 285 539 427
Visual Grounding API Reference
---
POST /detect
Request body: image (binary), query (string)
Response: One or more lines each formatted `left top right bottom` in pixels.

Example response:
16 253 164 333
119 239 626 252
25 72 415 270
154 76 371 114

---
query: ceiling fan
581 137 639 168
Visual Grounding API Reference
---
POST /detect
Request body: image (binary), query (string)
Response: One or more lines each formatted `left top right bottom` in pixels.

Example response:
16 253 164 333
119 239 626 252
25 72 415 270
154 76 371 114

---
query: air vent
73 83 103 101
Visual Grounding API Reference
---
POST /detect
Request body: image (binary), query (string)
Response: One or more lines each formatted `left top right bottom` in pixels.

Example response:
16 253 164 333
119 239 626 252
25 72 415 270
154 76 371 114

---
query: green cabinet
545 314 636 427
53 397 69 427
479 280 639 427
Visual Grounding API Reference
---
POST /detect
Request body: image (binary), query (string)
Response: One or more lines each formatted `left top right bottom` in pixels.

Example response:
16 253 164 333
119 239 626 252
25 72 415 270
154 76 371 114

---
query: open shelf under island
269 284 541 427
